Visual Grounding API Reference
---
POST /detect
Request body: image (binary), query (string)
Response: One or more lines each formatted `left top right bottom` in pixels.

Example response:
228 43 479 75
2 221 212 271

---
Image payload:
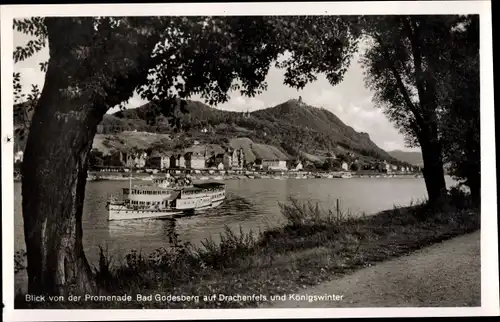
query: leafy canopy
13 16 360 117
359 15 473 148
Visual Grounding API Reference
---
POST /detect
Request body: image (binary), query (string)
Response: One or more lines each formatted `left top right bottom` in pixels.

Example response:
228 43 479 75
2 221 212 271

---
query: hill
388 150 423 166
14 98 404 166
99 98 400 164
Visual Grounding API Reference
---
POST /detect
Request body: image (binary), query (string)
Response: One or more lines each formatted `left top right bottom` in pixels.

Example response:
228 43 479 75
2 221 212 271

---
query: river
13 176 458 268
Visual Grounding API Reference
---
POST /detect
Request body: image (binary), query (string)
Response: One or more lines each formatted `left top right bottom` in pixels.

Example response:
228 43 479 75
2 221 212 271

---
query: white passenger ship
106 175 226 221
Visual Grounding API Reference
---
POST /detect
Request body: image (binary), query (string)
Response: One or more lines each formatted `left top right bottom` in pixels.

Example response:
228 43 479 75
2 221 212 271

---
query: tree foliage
360 16 460 148
438 16 480 200
358 15 479 202
14 16 361 125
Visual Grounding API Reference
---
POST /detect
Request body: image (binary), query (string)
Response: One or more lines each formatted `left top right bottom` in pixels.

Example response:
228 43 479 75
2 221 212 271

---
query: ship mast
129 158 132 192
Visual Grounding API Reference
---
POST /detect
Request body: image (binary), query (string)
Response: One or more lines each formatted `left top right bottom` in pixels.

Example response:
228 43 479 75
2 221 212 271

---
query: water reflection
108 218 173 238
206 193 260 218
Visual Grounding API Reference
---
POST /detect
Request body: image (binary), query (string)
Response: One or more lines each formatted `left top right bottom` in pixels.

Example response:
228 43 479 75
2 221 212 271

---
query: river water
13 176 457 270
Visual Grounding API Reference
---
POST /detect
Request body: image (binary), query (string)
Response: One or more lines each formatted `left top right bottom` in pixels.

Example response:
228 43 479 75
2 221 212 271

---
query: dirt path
261 231 480 308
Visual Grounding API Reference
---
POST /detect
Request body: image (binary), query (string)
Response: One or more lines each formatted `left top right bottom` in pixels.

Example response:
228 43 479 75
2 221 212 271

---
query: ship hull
107 178 226 221
108 206 183 221
107 199 225 221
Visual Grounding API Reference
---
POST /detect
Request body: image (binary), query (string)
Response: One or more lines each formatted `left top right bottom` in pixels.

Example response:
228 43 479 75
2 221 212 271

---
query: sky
13 29 419 153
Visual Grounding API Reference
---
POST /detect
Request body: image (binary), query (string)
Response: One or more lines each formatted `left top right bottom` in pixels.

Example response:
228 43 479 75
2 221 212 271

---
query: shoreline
13 170 424 183
82 171 422 182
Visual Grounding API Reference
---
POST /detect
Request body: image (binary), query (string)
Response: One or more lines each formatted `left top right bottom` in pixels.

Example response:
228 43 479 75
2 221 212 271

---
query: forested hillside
97 98 398 163
15 98 400 164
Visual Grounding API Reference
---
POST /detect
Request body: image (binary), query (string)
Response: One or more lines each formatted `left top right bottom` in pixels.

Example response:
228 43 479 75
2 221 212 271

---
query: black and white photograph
1 1 498 320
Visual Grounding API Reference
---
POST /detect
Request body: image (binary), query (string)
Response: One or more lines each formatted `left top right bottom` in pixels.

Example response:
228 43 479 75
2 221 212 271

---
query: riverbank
15 190 478 309
13 170 422 183
82 170 421 182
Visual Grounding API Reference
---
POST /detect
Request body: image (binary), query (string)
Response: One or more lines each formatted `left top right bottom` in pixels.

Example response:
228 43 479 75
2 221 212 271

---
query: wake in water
204 193 260 218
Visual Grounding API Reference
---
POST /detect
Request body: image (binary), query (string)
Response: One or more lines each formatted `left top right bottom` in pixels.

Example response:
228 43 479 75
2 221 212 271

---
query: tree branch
402 17 429 112
372 32 425 131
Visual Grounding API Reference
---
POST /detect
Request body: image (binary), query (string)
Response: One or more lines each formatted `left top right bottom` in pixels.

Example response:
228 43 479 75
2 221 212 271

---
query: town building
231 148 246 169
169 154 186 169
124 151 148 168
261 159 288 171
341 161 349 171
288 160 304 171
223 150 233 170
147 151 173 170
185 151 206 169
206 152 226 170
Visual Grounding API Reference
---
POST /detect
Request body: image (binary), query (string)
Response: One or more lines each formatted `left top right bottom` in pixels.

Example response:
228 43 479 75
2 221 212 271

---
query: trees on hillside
359 15 479 205
14 16 360 296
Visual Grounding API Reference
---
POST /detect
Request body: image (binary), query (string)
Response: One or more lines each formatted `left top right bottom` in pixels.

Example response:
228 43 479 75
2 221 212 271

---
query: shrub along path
261 230 480 308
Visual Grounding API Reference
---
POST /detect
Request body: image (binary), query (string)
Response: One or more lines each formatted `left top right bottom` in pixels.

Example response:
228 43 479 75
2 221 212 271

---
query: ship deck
192 182 225 189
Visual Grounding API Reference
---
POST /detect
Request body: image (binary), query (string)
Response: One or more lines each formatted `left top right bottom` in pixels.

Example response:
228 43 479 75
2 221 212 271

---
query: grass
15 187 479 309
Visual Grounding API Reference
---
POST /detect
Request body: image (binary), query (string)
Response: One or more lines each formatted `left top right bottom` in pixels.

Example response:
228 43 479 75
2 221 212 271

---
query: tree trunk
468 173 480 205
21 62 105 296
420 140 447 205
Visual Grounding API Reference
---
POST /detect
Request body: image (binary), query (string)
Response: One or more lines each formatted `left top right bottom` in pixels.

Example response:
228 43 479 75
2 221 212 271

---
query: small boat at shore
106 175 225 221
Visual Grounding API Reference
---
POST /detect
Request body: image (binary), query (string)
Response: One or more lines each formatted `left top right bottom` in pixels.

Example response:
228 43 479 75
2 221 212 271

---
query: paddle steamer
106 175 225 221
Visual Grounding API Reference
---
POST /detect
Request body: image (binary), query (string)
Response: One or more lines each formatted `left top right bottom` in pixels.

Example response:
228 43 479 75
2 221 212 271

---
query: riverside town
8 8 488 316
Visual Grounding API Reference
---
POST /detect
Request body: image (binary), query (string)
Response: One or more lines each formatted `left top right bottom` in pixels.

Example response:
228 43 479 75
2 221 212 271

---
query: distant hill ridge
98 98 399 164
14 98 405 165
388 150 423 166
